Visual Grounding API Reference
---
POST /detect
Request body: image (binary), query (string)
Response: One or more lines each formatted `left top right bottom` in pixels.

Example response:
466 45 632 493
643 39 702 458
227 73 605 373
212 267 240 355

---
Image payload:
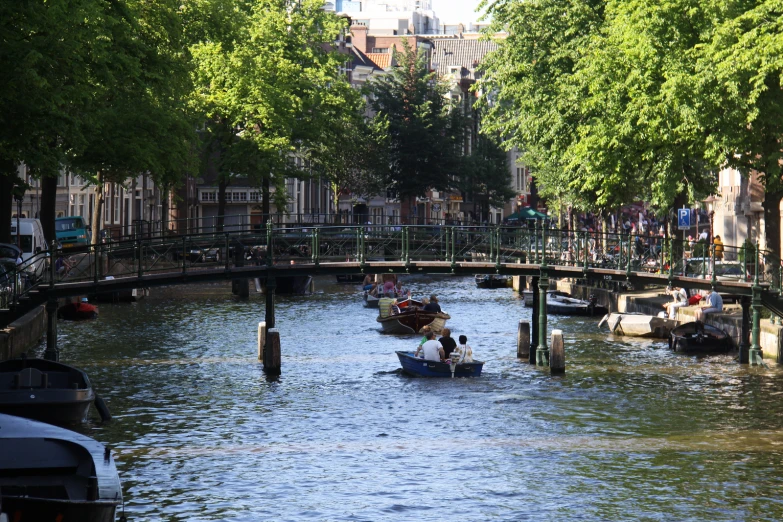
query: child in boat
453 335 474 363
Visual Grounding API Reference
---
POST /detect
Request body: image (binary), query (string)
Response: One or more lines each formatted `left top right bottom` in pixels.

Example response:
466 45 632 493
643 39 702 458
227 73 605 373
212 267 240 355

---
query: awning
506 207 547 221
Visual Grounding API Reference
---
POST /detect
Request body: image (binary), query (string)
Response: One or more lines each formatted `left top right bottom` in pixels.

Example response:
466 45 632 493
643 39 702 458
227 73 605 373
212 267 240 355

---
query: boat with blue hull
396 351 483 377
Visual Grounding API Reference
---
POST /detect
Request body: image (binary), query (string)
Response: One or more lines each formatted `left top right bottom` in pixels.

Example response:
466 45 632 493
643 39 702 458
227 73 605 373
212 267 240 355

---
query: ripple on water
42 275 783 521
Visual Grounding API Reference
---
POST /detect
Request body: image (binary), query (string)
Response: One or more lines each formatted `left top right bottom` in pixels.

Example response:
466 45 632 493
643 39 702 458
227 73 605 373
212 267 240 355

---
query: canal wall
553 280 783 363
0 305 46 361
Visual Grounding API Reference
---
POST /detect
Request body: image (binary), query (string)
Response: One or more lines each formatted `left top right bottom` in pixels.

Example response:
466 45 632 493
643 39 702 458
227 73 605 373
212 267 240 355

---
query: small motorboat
57 297 98 320
475 274 511 289
0 413 123 522
363 291 380 308
669 322 732 354
396 351 483 377
598 312 678 339
377 297 450 334
522 289 570 307
547 294 609 316
0 357 97 423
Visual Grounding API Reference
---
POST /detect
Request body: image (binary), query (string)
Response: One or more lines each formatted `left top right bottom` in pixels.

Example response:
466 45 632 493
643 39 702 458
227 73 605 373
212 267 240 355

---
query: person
382 279 395 297
699 230 708 242
695 288 723 321
714 235 724 261
368 281 379 297
438 328 457 359
417 325 432 350
362 274 374 291
394 280 408 298
423 294 441 313
663 286 688 319
453 335 474 363
415 331 444 362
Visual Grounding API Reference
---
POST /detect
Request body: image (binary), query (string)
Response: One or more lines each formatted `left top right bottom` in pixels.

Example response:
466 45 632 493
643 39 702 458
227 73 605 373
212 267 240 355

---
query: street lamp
704 195 717 244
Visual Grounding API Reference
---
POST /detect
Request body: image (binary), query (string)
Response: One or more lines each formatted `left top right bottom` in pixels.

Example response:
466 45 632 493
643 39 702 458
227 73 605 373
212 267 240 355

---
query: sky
431 0 487 24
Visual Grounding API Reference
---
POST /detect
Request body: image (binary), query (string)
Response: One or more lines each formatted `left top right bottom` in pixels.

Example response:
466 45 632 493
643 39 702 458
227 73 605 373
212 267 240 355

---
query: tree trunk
40 174 58 245
763 190 783 261
0 162 15 244
331 182 340 224
91 172 104 245
217 177 228 232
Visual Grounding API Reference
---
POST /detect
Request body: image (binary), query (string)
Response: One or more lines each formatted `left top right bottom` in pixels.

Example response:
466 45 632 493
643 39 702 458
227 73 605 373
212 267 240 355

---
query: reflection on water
40 275 783 521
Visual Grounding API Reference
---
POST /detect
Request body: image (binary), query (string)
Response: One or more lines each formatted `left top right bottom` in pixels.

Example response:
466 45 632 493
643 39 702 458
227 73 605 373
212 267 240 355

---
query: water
38 275 783 521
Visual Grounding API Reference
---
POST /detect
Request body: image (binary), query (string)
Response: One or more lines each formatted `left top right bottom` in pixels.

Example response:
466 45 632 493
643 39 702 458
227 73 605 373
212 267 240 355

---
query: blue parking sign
677 208 691 230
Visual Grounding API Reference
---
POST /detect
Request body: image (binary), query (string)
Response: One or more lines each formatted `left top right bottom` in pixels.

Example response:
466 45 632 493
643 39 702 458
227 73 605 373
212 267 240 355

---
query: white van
10 218 48 280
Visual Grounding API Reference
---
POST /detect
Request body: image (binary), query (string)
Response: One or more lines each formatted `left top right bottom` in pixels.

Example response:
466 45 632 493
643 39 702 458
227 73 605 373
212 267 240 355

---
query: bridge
2 222 781 368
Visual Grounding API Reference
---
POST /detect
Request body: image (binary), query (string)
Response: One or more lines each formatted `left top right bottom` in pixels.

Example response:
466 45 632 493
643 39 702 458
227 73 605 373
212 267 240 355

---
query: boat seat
15 368 48 389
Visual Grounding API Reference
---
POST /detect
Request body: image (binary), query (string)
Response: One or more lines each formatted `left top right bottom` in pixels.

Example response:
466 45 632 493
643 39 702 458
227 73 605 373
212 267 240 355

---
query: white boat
363 292 380 308
547 294 609 316
598 312 678 339
522 290 570 307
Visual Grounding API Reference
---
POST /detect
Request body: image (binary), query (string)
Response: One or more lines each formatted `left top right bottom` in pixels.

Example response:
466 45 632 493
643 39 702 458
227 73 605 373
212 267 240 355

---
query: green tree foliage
458 135 515 222
368 41 463 210
190 0 360 223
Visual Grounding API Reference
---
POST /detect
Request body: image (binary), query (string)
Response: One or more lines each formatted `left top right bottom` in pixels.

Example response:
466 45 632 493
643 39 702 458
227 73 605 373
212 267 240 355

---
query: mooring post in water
739 296 750 364
232 240 249 298
264 274 276 366
530 276 539 365
44 298 59 362
536 224 549 367
258 321 267 362
550 329 565 374
517 320 530 359
749 248 763 366
265 328 281 375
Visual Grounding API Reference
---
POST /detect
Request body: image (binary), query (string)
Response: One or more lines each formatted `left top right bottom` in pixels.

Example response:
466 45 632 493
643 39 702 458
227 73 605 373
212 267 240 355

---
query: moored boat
522 289 570 306
547 294 609 316
669 322 732 354
0 357 97 423
0 413 123 522
475 274 511 289
57 298 98 320
363 291 380 308
396 351 483 377
598 312 678 339
376 297 450 334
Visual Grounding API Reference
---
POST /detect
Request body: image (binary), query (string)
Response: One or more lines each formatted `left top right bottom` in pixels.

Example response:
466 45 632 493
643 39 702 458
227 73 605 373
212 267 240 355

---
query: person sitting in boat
695 288 723 321
663 286 688 319
453 335 474 363
394 280 408 298
362 274 374 291
438 328 457 358
415 331 445 362
368 281 380 297
423 294 442 313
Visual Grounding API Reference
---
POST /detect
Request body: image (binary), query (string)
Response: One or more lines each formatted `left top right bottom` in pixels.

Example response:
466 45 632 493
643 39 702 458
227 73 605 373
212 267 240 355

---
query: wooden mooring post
517 320 530 359
257 321 266 362
265 328 281 375
550 329 565 374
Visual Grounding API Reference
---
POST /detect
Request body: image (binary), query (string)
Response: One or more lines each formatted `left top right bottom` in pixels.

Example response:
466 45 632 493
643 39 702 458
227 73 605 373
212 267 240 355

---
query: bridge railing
1 224 779 311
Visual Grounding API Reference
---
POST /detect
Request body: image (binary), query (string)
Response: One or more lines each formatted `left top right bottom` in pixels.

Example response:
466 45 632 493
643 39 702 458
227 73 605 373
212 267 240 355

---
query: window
371 47 389 53
78 194 85 217
250 192 259 202
200 191 217 202
232 192 247 202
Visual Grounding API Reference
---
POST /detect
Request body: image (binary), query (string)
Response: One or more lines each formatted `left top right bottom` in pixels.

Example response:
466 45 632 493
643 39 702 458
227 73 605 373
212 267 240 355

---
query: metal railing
1 224 778 311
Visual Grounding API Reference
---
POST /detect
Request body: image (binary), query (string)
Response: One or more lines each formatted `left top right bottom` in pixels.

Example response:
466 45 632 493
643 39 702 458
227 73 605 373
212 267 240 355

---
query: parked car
55 216 90 250
686 259 748 281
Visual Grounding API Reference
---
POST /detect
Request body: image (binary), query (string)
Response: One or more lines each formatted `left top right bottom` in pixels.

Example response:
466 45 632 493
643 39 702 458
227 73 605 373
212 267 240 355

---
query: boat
522 289 571 306
475 274 511 289
547 294 609 316
669 322 732 354
0 413 123 522
57 298 98 320
598 312 678 339
0 357 97 423
376 297 450 334
396 351 483 377
363 291 380 308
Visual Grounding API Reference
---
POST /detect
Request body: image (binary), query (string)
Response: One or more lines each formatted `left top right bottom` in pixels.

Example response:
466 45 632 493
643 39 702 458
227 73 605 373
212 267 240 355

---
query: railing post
541 220 547 265
668 237 674 285
626 232 632 280
534 220 539 264
710 242 717 288
50 240 57 288
359 226 366 266
405 227 410 266
182 235 187 275
450 226 456 270
224 233 230 272
266 220 273 267
445 227 450 262
312 228 320 266
778 264 782 295
583 232 589 275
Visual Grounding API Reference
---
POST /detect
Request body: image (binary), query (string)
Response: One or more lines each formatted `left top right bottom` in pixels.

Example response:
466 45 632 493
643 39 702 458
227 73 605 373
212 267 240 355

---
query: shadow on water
35 275 783 521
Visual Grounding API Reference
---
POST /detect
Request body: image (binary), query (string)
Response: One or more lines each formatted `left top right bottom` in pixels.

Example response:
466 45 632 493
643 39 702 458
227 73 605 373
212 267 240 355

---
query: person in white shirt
415 331 444 362
663 286 688 319
453 335 474 363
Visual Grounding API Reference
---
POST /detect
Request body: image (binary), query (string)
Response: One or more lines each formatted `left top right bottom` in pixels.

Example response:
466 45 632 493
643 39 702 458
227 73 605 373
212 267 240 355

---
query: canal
38 275 783 521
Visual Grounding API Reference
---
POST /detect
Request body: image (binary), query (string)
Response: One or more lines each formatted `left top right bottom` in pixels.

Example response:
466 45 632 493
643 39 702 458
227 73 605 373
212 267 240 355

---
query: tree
190 0 359 225
458 135 515 222
368 41 463 217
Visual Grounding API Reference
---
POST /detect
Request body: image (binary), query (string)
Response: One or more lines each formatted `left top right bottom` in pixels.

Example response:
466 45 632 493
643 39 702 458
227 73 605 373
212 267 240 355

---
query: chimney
351 24 368 53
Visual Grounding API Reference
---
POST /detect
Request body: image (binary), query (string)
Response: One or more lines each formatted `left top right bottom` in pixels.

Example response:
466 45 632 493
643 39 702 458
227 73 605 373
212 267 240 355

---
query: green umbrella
506 207 547 221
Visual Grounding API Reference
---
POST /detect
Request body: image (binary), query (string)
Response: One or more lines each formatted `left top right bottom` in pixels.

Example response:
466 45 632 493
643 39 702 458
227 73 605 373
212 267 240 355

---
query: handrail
1 224 777 314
